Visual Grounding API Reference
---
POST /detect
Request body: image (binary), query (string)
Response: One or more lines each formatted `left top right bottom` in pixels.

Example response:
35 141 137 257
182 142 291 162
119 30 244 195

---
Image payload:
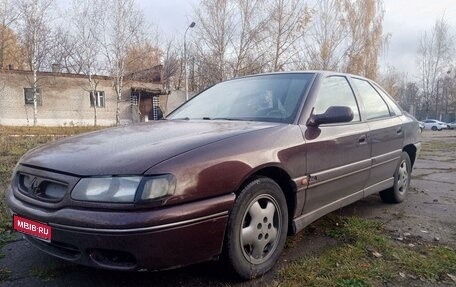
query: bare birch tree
194 0 236 83
266 0 310 72
417 18 454 119
69 0 105 126
47 27 79 73
17 0 54 126
162 38 181 91
304 0 346 71
98 0 145 125
230 0 268 77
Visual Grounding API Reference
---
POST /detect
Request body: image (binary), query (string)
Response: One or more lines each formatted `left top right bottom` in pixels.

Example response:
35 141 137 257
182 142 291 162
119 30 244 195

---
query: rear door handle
396 127 403 134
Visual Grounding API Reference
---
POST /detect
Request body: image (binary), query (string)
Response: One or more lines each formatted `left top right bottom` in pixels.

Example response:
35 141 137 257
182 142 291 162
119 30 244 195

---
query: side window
352 78 390 120
314 76 360 122
89 91 105 108
373 84 402 116
24 88 42 105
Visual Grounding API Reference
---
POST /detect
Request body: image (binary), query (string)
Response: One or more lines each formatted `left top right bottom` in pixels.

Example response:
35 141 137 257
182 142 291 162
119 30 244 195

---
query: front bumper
7 186 235 271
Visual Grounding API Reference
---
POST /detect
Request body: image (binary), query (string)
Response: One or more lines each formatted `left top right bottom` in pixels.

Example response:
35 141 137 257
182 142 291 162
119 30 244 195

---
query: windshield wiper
212 117 249 121
199 117 234 121
171 117 190 120
173 117 244 121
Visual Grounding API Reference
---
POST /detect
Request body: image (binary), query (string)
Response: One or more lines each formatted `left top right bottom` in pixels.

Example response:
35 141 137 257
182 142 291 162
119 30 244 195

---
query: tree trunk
115 78 122 126
33 64 37 126
89 74 97 126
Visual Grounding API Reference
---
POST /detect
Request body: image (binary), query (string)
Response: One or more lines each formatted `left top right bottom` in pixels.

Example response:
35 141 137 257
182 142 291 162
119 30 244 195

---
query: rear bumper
7 186 235 271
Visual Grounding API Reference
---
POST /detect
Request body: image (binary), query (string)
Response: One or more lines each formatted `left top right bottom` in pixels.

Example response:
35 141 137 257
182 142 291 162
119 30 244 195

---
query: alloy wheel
239 194 282 265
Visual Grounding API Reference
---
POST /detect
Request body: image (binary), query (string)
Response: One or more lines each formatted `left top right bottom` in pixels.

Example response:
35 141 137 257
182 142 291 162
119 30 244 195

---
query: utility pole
184 22 195 101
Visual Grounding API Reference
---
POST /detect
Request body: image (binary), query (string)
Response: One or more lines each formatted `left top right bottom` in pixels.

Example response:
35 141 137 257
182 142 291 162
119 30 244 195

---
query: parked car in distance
422 119 447 131
447 121 456 130
7 71 421 280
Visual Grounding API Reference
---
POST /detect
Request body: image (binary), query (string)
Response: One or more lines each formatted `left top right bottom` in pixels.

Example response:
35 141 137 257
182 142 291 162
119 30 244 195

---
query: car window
168 74 313 123
372 84 402 116
314 76 360 122
352 78 391 120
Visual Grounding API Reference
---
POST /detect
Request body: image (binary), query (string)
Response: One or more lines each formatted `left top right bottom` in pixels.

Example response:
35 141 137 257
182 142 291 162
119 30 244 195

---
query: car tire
431 126 437 131
380 152 411 203
225 177 288 279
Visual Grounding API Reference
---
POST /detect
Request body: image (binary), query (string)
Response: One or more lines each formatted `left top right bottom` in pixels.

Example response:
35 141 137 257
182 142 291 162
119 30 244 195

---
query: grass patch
0 125 103 136
421 140 456 153
278 216 456 286
0 267 11 281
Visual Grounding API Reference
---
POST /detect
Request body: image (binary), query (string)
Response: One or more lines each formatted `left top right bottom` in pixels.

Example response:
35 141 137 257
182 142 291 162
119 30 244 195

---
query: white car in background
447 121 456 130
422 119 447 131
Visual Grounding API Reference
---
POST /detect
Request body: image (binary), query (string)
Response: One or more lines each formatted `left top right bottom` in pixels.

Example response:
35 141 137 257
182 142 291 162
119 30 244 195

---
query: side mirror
307 106 354 127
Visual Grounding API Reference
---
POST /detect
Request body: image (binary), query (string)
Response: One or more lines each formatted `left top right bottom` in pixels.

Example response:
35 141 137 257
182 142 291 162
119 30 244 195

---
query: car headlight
71 175 175 203
137 175 176 202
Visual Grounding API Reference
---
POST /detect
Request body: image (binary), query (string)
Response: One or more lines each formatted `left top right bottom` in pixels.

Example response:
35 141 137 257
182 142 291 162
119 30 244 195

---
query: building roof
0 64 164 84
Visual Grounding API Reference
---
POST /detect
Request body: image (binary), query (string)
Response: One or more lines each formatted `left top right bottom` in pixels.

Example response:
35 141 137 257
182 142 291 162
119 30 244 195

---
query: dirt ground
1 130 455 287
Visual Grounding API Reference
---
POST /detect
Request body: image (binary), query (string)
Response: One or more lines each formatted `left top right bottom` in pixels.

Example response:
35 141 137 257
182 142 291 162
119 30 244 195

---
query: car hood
19 120 280 176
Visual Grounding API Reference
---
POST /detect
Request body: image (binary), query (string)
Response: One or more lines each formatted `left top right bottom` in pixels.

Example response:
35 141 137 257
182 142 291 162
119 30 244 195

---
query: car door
299 75 371 221
350 77 404 196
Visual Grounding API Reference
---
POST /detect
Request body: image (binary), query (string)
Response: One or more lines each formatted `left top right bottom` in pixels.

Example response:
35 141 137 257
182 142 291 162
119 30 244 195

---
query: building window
89 91 105 108
24 88 42 105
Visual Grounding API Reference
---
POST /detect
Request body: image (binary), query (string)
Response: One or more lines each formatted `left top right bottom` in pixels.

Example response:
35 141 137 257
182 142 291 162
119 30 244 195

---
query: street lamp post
184 22 196 101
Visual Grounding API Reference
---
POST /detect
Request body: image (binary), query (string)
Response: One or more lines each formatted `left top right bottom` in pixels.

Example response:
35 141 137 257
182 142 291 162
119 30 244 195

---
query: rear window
352 78 390 120
372 84 402 116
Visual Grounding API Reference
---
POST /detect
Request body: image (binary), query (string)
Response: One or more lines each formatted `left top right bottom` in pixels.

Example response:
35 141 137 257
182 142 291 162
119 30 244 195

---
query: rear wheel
225 177 288 279
380 152 411 203
431 126 437 131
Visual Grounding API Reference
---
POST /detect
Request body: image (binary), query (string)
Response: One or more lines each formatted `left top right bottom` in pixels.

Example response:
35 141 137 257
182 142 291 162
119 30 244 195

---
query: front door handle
358 135 367 144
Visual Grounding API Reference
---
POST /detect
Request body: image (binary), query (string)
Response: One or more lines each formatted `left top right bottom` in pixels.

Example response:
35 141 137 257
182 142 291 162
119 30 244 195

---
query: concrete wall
0 70 163 126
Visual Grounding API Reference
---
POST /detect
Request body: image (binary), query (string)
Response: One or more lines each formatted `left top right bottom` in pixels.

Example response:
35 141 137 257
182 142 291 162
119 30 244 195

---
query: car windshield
167 73 314 124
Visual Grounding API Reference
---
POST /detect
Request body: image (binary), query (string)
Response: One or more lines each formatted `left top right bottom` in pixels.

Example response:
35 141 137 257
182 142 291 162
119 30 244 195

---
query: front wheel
225 177 288 279
380 151 411 203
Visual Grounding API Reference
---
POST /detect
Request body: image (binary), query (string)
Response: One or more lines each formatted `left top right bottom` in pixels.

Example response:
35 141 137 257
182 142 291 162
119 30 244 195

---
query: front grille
18 173 68 202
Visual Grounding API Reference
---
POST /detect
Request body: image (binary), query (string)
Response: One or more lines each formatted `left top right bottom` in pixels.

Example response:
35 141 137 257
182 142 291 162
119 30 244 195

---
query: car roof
231 70 373 82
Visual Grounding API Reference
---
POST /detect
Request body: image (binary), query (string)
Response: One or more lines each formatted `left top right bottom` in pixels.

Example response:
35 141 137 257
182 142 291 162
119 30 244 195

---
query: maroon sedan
7 71 421 279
